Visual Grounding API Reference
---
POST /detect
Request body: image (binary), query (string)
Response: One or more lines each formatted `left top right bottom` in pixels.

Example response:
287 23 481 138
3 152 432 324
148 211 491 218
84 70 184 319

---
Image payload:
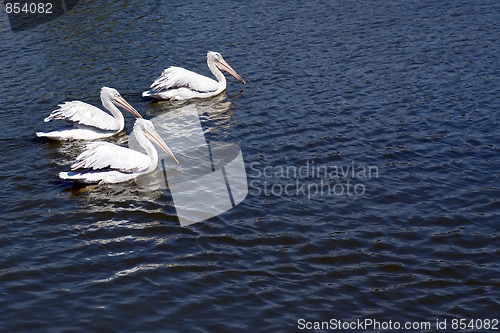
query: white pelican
142 51 245 101
36 87 143 140
59 118 179 184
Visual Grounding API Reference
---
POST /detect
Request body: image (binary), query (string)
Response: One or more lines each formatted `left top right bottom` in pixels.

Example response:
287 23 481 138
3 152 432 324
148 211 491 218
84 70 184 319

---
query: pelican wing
149 66 219 93
71 142 151 173
44 101 120 131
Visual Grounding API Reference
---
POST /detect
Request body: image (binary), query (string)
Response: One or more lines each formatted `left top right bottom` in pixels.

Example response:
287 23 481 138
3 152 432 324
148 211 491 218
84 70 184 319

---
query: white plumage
143 51 245 101
70 141 152 173
59 118 179 184
37 87 142 140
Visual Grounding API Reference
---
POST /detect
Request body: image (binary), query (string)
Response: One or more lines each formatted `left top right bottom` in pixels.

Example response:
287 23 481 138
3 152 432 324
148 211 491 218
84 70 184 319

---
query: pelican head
207 51 246 84
101 87 143 119
135 118 179 164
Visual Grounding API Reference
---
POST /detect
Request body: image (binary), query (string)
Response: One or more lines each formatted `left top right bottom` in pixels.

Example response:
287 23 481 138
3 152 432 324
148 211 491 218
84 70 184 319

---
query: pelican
36 87 143 140
59 118 179 184
142 51 245 101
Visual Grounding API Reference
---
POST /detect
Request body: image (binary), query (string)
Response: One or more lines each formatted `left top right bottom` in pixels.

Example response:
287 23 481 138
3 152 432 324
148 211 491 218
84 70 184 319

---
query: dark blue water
1 0 499 332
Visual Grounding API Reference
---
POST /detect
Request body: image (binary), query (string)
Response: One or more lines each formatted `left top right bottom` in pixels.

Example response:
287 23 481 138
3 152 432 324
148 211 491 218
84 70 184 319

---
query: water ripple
1 0 499 331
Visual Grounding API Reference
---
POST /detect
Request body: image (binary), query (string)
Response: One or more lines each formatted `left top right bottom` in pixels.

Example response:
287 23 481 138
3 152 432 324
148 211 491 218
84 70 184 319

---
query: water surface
1 0 499 332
